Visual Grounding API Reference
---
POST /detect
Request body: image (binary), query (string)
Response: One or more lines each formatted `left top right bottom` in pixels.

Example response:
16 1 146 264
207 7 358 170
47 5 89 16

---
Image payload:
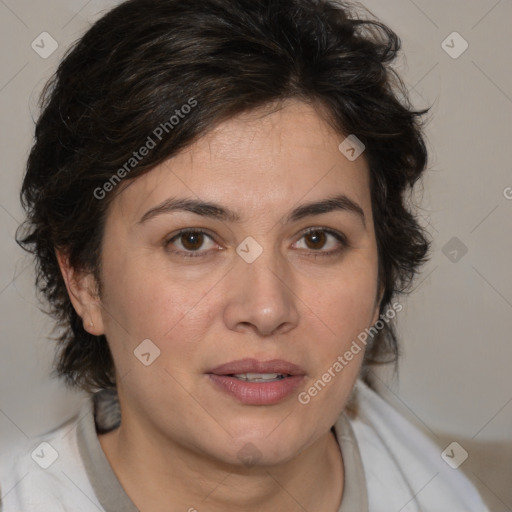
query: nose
223 246 300 337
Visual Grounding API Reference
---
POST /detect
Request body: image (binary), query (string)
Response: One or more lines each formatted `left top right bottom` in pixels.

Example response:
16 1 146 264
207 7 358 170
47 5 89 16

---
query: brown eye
304 230 327 250
180 231 205 251
165 229 218 257
293 228 347 257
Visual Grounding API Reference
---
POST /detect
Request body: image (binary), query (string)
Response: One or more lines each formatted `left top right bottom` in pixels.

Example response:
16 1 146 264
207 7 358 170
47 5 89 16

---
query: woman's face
94 100 381 466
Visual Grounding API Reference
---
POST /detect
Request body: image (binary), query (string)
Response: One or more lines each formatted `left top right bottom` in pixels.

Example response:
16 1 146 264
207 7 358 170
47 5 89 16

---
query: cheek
305 261 379 345
98 252 221 362
296 264 378 415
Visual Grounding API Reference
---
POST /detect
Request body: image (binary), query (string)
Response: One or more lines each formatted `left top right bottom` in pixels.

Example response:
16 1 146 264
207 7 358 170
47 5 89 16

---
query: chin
203 427 312 469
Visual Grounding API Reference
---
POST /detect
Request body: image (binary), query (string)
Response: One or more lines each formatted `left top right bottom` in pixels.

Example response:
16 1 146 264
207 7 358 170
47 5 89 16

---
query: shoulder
0 399 104 512
347 379 489 512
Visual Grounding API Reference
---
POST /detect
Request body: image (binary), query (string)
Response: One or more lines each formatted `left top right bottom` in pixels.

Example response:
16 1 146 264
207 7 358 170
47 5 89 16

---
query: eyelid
165 227 218 243
299 226 348 243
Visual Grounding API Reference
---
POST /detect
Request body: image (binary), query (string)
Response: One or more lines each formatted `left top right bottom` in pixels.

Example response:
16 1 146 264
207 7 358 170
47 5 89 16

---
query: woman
1 0 488 510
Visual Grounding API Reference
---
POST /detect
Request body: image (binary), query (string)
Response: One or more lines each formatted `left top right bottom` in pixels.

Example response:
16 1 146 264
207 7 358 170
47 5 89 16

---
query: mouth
207 358 305 405
208 358 306 377
230 372 289 382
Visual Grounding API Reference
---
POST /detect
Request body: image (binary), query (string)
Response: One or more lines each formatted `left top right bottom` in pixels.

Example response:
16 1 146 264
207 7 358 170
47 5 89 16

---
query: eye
165 229 219 257
293 228 348 257
165 227 348 259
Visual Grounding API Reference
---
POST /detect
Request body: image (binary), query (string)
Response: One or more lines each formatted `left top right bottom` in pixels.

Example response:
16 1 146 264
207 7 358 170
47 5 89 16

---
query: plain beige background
0 0 511 510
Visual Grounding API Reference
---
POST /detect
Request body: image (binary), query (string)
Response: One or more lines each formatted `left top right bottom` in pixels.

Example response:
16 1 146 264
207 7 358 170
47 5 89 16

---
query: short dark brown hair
17 0 431 392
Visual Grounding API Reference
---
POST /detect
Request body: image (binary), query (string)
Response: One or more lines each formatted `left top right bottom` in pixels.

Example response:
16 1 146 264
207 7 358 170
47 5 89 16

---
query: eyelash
164 227 348 259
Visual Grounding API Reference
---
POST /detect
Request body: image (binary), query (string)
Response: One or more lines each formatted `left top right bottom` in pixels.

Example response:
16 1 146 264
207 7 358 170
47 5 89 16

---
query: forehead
109 100 371 225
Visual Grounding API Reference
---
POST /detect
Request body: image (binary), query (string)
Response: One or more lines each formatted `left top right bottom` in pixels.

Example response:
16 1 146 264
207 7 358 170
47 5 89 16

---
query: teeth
233 373 287 382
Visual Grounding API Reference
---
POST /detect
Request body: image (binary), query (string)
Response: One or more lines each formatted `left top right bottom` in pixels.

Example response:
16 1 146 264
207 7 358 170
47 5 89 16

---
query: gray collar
76 393 139 512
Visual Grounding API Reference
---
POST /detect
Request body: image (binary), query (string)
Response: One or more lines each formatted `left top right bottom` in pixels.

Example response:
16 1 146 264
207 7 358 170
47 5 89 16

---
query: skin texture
58 100 382 511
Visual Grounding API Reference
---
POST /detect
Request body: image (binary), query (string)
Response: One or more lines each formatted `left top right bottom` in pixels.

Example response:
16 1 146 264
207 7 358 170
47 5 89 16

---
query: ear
370 283 385 326
55 250 105 336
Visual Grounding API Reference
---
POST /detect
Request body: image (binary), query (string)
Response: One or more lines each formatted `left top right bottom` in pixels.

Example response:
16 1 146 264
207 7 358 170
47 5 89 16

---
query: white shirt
0 379 489 511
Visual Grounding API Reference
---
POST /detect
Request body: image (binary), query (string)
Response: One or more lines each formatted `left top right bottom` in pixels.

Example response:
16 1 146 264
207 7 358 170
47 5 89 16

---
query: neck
99 417 344 512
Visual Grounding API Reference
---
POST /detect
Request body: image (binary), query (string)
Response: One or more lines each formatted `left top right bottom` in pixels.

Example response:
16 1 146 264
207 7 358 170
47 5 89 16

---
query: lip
207 358 305 406
208 358 306 376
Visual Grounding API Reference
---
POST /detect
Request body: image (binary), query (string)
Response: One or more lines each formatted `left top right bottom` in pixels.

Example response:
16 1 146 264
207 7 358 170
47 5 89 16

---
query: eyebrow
139 193 366 228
